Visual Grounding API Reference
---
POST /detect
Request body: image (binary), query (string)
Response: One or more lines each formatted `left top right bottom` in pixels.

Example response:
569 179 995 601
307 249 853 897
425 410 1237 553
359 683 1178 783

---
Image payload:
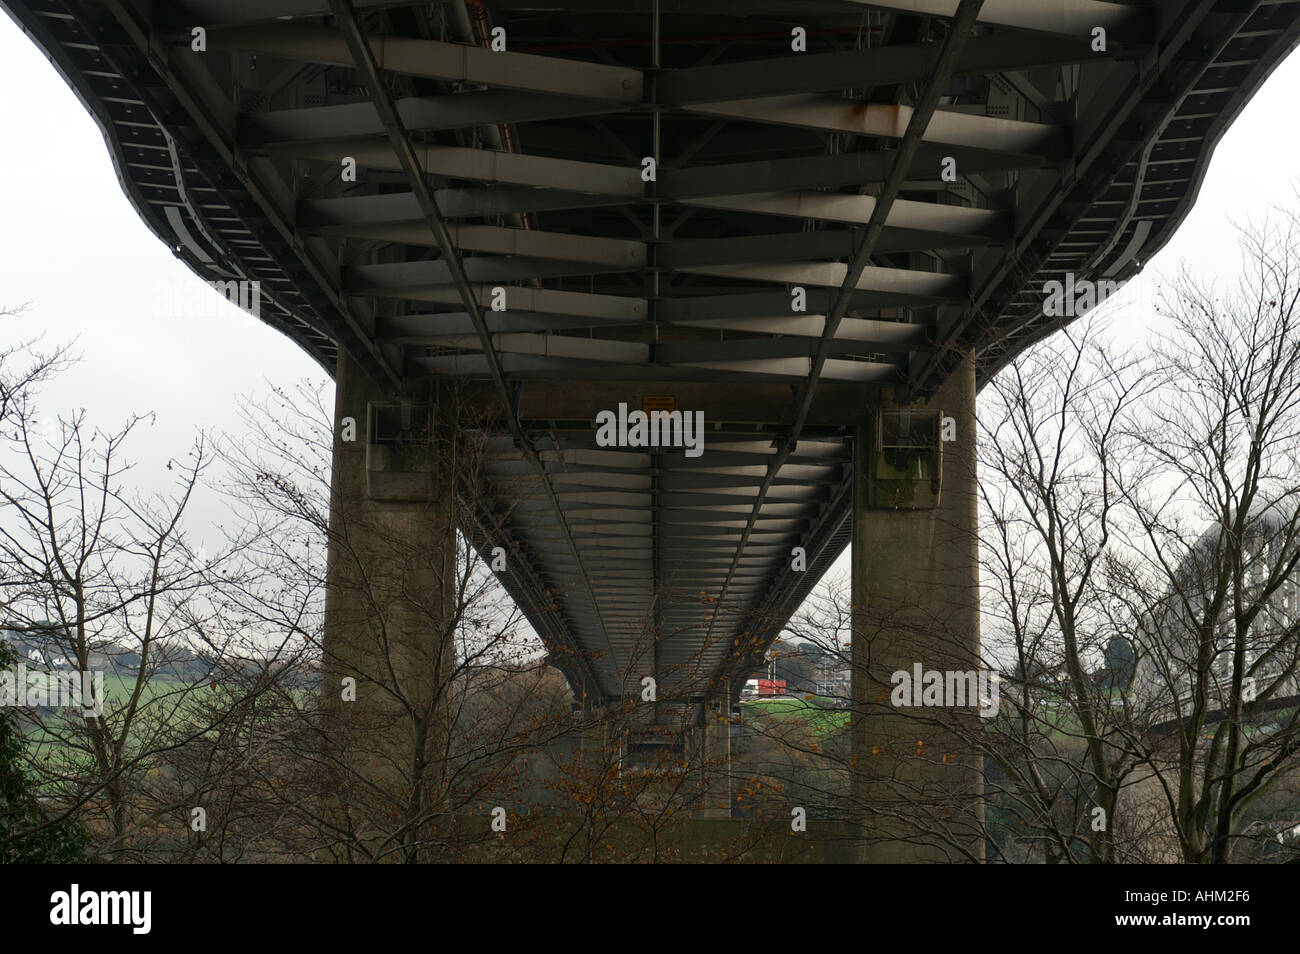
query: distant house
813 668 850 704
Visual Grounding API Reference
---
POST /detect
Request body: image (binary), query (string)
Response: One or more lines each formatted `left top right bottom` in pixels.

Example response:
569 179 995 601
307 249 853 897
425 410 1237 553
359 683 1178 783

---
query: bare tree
1118 206 1300 863
0 358 274 859
211 380 593 861
0 303 68 427
976 315 1157 862
974 204 1300 863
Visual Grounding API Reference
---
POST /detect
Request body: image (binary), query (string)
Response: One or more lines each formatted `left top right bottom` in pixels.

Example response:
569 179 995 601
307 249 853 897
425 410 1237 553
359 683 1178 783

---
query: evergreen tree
0 641 89 862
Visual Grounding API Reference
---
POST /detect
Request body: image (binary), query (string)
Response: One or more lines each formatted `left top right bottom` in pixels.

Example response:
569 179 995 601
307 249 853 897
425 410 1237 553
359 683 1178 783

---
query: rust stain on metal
840 102 906 138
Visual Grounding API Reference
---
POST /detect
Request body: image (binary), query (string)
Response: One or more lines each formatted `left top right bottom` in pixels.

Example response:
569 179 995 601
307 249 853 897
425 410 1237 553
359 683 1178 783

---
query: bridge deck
6 0 1299 707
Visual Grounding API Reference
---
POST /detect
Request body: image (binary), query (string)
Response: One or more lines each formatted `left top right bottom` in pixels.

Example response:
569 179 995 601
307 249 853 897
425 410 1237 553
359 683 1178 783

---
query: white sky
0 15 325 542
1 13 1299 619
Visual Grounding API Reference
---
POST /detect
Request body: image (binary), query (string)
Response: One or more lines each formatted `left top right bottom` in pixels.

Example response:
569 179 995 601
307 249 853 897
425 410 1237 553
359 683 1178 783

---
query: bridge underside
7 0 1300 794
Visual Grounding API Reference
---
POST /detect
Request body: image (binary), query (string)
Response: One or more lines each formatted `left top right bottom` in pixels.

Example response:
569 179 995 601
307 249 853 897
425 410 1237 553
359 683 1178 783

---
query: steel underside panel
5 0 1298 705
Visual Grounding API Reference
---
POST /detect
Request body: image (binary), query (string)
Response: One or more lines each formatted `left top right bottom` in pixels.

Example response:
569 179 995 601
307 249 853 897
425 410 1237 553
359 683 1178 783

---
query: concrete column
851 352 984 862
578 705 619 782
695 692 732 818
321 349 457 855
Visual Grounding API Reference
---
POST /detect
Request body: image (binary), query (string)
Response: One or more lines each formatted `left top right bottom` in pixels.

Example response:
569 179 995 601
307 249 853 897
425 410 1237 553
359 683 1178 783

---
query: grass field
19 672 202 746
18 671 315 747
745 695 849 734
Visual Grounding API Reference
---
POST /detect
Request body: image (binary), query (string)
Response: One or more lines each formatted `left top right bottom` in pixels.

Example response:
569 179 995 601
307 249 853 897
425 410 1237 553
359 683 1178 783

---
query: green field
745 696 849 734
19 672 206 746
19 671 311 748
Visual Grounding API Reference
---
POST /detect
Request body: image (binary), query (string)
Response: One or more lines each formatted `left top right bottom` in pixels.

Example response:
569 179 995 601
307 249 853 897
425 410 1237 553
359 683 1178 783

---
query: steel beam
203 24 644 103
379 312 644 339
326 0 618 696
169 0 416 21
665 315 927 347
678 191 1005 234
657 337 910 364
318 222 646 267
301 189 624 225
665 356 896 382
698 0 988 652
348 257 629 290
402 333 650 365
662 228 994 267
659 33 1107 104
270 139 645 196
660 289 920 320
845 0 1147 37
246 91 621 144
367 284 648 321
659 145 1043 199
674 262 966 301
682 97 1065 156
182 0 1144 37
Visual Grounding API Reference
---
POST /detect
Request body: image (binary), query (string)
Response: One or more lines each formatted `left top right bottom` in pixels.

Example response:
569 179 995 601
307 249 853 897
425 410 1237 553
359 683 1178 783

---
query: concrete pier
695 693 733 819
321 350 458 853
851 352 984 862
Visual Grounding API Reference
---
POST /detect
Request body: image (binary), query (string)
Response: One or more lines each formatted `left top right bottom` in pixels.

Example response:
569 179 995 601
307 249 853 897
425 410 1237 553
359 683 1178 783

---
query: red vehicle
742 677 788 698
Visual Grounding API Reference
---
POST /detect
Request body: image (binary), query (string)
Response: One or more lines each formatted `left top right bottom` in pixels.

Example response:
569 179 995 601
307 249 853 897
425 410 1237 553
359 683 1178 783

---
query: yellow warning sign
642 394 676 414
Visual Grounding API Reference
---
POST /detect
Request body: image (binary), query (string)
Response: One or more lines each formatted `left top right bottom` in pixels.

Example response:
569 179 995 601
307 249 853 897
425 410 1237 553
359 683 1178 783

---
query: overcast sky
0 15 326 544
1 13 1298 613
